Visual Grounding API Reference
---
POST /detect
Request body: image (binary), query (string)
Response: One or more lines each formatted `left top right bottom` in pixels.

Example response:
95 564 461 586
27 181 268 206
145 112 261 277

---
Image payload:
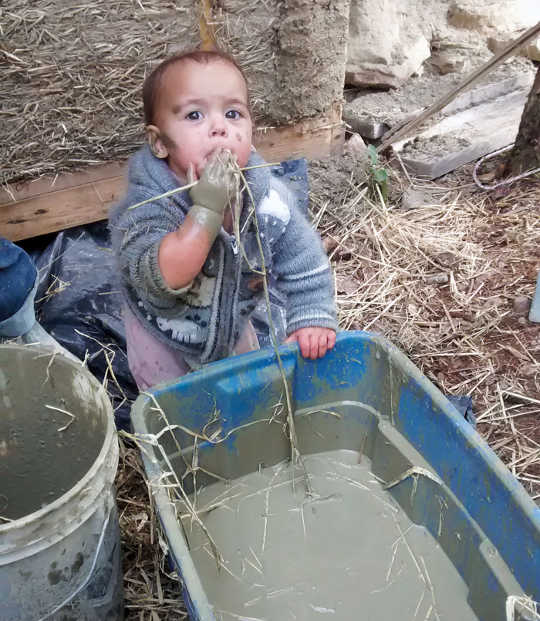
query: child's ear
146 125 168 159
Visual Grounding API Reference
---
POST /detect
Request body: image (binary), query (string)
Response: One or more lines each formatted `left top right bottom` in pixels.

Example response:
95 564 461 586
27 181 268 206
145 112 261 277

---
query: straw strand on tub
119 394 224 569
506 596 540 621
382 467 443 491
232 159 314 497
124 386 304 572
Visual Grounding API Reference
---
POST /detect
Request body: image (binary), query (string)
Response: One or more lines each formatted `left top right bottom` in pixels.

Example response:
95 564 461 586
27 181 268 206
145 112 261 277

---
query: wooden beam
0 106 343 241
254 103 343 162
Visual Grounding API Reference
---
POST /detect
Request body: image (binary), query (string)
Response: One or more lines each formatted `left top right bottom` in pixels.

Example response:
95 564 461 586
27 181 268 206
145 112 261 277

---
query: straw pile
117 438 189 620
312 154 540 499
1 0 347 187
116 155 539 618
1 1 200 186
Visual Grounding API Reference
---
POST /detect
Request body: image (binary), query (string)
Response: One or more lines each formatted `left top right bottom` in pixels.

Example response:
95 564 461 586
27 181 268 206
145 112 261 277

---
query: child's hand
284 327 336 360
189 150 237 217
187 150 239 241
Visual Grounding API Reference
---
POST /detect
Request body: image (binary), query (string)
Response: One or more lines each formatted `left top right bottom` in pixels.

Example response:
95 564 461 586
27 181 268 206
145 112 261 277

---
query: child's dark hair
143 49 249 125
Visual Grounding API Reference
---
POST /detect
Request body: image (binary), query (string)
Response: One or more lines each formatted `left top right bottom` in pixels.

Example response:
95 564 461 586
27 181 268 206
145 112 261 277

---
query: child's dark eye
225 109 241 120
186 111 202 121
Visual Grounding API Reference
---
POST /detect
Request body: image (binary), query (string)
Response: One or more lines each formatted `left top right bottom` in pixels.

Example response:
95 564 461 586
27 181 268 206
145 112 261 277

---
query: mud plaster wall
216 0 349 125
1 0 349 186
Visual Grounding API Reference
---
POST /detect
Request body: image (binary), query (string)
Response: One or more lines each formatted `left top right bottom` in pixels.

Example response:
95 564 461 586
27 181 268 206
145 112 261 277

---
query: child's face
147 59 253 180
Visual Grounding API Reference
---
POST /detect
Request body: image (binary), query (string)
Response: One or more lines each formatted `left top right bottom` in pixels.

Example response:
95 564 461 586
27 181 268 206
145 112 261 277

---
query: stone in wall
346 0 539 89
345 0 432 89
448 0 540 61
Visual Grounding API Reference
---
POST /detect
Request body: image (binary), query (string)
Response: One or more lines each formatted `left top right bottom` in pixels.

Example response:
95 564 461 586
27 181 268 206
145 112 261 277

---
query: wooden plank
0 177 125 242
254 103 344 162
0 162 126 204
0 107 343 241
393 90 527 179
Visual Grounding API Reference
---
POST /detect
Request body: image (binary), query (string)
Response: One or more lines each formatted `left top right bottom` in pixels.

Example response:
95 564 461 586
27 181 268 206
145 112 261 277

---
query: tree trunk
506 65 540 176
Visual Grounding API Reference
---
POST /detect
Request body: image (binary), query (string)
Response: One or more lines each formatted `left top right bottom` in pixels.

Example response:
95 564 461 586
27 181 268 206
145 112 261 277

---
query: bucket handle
37 505 112 621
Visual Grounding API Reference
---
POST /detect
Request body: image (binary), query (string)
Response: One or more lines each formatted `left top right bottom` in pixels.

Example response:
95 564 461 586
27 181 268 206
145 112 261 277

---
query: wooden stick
378 21 540 152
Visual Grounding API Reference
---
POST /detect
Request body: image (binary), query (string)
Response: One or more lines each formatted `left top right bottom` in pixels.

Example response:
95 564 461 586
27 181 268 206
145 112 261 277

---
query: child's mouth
206 144 232 159
202 146 235 168
195 147 236 179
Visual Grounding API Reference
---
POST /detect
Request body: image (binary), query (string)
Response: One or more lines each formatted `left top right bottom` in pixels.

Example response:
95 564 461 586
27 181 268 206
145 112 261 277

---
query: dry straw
315 154 539 499
1 2 198 185
1 0 279 188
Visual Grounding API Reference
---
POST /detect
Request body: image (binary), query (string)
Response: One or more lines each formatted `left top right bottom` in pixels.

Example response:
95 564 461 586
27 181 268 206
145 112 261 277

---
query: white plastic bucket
0 344 123 620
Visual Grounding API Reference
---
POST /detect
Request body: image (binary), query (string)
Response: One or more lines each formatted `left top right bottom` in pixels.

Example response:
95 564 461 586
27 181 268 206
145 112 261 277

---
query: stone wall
346 0 540 89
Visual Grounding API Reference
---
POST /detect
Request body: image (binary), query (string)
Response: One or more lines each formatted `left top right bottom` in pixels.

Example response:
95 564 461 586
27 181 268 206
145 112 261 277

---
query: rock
343 133 369 162
448 0 540 61
346 0 431 89
400 187 432 210
488 35 540 62
447 1 495 33
431 47 472 75
343 102 390 139
448 0 539 33
426 273 450 285
522 38 540 62
513 295 531 316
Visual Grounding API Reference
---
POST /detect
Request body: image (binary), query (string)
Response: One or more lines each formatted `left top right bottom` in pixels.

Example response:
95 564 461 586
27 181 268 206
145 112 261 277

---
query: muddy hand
188 150 238 240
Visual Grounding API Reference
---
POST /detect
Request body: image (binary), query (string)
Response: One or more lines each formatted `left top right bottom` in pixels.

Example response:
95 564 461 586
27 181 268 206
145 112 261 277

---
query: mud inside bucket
0 345 123 621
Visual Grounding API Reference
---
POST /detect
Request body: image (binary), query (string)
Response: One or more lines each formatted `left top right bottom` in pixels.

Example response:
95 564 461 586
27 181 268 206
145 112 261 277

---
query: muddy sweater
109 145 336 365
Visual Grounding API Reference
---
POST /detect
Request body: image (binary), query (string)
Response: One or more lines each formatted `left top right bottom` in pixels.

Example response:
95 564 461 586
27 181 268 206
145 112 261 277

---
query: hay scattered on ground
311 154 540 499
117 437 188 621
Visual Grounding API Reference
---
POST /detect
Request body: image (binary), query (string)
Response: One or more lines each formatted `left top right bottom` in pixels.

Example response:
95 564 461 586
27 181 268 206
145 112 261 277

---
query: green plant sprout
367 144 389 201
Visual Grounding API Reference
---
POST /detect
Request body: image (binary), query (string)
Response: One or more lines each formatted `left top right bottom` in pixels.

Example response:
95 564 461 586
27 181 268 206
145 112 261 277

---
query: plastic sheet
21 222 137 430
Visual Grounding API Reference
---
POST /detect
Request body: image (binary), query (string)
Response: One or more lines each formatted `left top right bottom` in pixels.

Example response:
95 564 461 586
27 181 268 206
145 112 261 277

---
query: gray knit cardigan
109 145 337 365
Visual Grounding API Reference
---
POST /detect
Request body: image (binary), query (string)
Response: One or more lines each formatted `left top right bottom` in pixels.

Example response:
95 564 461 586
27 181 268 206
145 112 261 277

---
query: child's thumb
187 163 197 184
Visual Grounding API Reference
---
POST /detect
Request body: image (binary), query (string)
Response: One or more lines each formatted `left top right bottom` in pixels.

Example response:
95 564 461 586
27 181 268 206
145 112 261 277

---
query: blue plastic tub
131 331 540 621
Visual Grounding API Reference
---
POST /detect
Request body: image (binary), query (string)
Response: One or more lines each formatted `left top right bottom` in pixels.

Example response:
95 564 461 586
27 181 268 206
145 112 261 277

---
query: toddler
109 49 337 390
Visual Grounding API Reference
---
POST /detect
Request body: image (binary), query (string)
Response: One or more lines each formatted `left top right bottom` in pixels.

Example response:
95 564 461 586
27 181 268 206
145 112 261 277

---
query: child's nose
209 116 228 138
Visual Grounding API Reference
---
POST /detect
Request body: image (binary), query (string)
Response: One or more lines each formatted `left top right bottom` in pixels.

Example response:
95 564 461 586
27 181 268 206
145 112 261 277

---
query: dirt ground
116 149 539 619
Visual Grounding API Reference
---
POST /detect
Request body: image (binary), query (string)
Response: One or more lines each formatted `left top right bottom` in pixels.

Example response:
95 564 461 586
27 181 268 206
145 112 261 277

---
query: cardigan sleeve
270 188 337 335
110 195 194 308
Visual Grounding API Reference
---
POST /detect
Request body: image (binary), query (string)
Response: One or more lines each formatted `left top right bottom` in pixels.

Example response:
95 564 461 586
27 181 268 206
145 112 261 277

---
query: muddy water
183 450 478 621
